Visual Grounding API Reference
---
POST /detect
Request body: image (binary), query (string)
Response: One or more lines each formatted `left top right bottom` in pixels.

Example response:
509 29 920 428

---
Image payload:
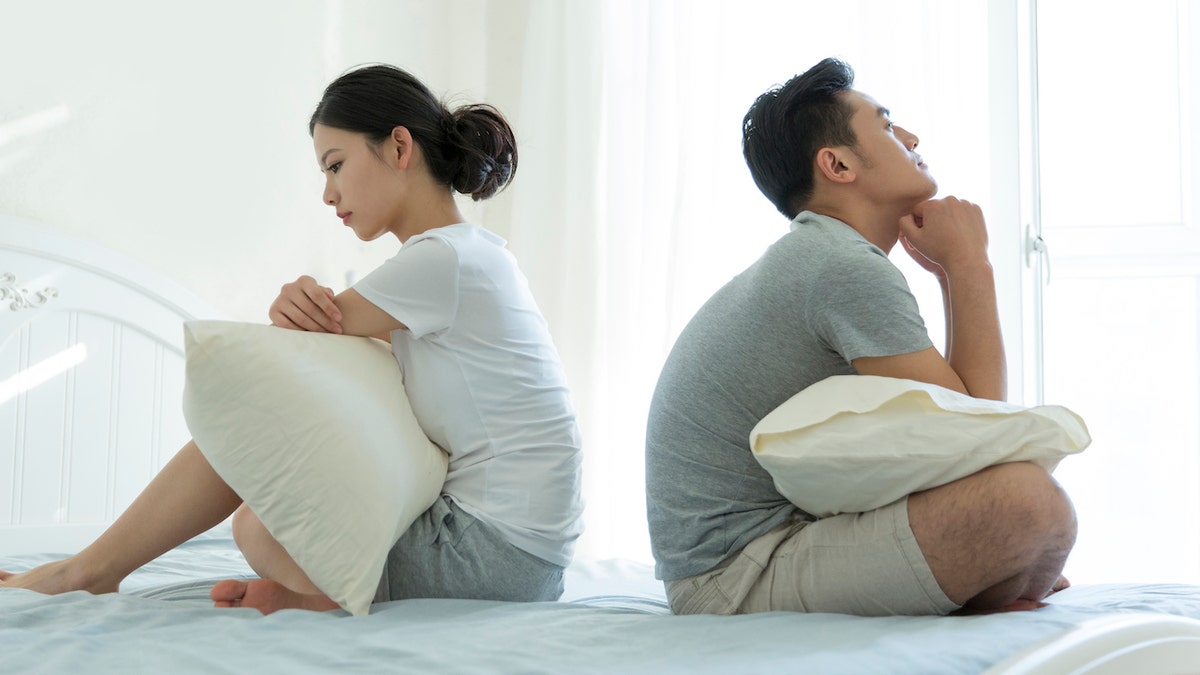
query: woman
0 65 584 614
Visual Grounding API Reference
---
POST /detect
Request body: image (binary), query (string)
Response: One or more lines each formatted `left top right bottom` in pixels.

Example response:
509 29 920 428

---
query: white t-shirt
354 223 583 567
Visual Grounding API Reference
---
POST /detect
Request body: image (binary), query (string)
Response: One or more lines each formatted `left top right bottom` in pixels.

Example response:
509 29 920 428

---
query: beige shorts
666 497 960 617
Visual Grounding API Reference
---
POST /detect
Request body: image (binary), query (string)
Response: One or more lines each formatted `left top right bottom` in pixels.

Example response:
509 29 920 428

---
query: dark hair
310 64 517 201
742 58 857 219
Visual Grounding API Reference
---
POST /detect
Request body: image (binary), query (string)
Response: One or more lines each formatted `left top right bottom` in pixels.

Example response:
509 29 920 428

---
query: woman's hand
269 275 344 333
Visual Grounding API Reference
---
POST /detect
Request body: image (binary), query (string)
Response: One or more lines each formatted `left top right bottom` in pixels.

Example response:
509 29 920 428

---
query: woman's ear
814 146 856 185
390 126 413 171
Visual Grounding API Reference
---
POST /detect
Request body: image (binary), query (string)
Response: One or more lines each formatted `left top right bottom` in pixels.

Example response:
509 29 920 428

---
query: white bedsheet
3 529 1200 674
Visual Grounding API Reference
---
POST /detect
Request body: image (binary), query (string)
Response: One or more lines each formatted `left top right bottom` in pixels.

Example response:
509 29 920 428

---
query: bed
3 214 1200 674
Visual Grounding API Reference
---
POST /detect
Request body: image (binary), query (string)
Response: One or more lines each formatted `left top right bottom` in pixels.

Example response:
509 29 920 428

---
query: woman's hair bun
443 104 518 201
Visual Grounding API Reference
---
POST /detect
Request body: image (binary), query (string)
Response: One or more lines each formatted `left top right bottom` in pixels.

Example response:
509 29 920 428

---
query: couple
0 58 1074 617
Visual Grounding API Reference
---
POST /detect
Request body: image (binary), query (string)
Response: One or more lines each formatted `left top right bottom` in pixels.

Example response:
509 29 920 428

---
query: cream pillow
750 375 1090 518
181 321 447 616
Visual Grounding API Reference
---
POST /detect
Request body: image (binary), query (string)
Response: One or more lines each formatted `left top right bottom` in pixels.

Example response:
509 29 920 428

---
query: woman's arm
332 288 402 341
269 275 403 341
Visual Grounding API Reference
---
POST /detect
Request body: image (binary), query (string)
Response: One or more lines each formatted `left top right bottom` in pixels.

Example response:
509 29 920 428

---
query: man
645 58 1075 616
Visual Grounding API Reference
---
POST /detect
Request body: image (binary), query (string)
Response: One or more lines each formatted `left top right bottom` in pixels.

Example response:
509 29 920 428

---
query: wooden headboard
0 216 223 554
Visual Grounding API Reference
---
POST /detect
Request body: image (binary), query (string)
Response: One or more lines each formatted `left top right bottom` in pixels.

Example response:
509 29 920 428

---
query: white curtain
490 0 1002 561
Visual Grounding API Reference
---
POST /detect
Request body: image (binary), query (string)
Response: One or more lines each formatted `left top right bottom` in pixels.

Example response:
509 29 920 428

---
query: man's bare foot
0 558 117 595
953 597 1048 615
1048 575 1070 596
210 579 340 615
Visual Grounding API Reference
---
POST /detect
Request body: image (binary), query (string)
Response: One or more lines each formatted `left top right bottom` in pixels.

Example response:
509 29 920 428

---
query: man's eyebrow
319 148 341 166
876 106 891 118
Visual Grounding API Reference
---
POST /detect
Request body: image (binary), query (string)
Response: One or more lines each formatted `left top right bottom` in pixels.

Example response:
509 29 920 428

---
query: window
1028 0 1200 584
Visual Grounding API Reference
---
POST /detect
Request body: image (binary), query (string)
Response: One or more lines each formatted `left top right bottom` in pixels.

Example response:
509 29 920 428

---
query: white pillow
750 375 1090 518
181 321 447 616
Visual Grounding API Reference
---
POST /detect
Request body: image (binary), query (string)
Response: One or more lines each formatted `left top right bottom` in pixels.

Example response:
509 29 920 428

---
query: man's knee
910 461 1076 605
983 462 1076 552
962 462 1077 607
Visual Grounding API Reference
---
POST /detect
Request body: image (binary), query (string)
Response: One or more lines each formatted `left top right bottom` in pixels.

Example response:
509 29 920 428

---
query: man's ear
390 126 413 170
815 147 856 185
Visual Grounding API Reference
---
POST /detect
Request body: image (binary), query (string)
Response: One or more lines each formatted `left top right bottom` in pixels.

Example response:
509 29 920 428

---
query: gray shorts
666 497 959 617
375 495 565 603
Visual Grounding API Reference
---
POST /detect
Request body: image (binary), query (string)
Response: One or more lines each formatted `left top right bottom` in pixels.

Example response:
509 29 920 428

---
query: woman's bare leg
210 504 339 614
0 439 241 594
229 504 322 594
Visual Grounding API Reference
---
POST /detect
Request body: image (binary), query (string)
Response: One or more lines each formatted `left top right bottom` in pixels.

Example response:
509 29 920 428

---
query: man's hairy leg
908 461 1076 612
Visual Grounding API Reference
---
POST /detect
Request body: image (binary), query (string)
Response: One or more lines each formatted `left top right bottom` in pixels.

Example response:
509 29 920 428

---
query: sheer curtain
490 0 1006 561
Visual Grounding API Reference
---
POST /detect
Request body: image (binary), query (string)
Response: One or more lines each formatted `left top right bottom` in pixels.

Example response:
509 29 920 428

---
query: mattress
3 527 1200 674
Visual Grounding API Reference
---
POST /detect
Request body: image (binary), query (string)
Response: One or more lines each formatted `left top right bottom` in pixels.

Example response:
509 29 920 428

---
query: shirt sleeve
807 246 933 363
352 235 460 338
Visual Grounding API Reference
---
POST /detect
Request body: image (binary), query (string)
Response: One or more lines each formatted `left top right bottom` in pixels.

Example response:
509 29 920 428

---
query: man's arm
940 256 1005 400
853 198 1006 401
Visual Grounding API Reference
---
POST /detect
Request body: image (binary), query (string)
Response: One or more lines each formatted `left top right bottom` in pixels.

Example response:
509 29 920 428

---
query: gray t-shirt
645 211 934 581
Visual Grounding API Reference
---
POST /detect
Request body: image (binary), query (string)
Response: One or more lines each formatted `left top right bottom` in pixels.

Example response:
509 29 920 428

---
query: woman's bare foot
0 558 118 595
210 579 341 615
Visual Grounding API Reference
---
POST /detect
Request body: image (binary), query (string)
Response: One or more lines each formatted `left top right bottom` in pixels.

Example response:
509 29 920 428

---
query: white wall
0 0 504 321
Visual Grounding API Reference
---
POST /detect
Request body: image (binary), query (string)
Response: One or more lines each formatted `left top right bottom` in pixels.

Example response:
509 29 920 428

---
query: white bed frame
3 215 1200 674
0 215 221 554
986 613 1200 674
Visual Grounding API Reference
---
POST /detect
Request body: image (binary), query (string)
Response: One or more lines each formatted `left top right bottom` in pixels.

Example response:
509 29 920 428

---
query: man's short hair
742 58 858 219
